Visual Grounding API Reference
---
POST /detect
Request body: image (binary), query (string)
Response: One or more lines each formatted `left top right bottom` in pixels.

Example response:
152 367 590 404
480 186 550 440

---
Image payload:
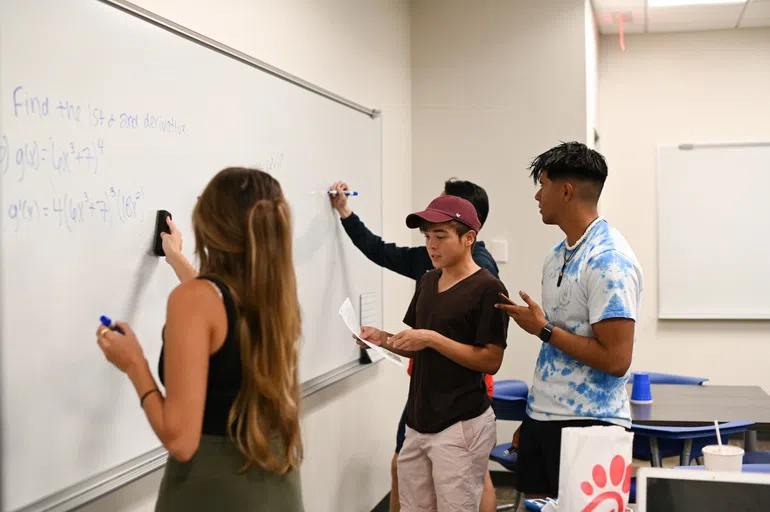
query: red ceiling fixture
597 11 632 51
618 14 627 51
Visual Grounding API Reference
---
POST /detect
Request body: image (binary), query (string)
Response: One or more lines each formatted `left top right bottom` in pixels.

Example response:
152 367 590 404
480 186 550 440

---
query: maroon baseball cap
406 195 481 232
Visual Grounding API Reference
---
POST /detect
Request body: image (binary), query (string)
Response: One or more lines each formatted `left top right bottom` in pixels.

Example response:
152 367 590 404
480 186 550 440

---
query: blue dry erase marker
100 315 125 335
327 190 359 196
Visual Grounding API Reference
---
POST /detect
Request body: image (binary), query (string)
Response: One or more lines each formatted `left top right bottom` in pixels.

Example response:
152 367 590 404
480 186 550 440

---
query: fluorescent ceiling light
648 0 745 6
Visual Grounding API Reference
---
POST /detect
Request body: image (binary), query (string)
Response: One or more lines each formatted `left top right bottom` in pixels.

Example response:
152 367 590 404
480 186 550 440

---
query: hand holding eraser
153 210 172 257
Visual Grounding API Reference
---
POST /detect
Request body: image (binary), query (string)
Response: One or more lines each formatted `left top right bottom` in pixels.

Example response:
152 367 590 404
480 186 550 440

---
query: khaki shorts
397 406 497 512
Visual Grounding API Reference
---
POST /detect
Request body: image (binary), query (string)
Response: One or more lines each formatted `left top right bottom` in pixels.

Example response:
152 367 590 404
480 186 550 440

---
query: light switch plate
488 239 508 263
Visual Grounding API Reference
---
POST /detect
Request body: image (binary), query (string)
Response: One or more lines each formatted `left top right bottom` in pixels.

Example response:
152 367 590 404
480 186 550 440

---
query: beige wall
585 0 599 149
78 1 413 511
598 28 770 392
410 0 591 449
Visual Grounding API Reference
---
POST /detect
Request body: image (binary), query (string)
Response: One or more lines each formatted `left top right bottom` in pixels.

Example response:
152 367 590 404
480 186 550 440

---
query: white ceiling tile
591 0 645 10
646 4 744 32
741 0 770 27
648 19 737 31
592 0 770 33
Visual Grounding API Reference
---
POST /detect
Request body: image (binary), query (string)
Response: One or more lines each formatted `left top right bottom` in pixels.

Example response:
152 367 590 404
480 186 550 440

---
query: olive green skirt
155 435 304 512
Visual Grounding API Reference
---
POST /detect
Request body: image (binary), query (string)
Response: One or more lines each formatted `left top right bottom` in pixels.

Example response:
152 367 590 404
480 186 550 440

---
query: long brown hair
192 167 302 473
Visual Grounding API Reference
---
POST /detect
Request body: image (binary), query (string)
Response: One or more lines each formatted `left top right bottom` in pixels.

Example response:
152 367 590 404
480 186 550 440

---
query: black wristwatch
539 322 554 344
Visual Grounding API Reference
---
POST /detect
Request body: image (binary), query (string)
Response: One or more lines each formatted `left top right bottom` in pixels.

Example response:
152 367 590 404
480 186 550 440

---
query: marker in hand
327 190 359 196
100 315 125 335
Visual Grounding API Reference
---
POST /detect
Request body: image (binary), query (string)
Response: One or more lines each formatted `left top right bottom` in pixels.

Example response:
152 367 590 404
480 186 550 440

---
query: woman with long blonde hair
96 168 304 511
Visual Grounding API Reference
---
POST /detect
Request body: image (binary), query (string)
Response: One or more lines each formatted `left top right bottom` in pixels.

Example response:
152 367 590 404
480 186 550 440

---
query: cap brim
405 209 454 229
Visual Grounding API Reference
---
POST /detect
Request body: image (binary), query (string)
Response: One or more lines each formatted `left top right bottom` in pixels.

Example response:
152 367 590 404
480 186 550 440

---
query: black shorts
515 415 614 497
394 403 407 453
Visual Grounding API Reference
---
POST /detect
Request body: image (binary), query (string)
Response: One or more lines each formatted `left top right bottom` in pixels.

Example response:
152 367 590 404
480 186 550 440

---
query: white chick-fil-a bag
557 425 634 512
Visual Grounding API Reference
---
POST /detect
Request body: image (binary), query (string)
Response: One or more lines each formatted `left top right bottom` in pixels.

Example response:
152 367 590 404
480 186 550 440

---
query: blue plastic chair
744 451 770 464
631 371 711 462
632 421 754 467
491 380 528 422
674 463 770 473
494 379 529 400
490 380 528 511
635 371 709 386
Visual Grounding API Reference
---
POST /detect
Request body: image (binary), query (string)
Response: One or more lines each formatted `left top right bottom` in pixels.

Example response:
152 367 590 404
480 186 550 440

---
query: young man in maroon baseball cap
359 195 510 511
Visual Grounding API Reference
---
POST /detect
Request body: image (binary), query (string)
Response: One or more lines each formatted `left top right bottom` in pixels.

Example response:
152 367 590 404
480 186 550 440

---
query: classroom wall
78 1 413 511
410 0 591 448
585 0 599 149
598 28 770 393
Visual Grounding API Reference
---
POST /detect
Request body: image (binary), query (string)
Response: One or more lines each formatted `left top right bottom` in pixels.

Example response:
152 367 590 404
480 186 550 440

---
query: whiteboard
0 0 382 510
657 143 770 319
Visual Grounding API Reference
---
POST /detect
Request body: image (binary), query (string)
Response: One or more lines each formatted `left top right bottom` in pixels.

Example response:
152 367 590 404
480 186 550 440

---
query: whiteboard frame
101 0 380 119
656 141 770 320
4 0 384 510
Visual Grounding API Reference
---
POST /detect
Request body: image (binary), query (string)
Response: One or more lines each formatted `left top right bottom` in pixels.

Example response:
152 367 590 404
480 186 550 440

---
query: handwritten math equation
252 153 285 173
0 134 105 182
6 187 145 233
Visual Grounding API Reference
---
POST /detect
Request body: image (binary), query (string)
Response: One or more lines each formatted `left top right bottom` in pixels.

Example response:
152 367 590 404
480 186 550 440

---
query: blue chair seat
674 464 770 473
636 371 709 386
744 451 770 464
492 379 529 422
494 379 529 399
490 442 518 472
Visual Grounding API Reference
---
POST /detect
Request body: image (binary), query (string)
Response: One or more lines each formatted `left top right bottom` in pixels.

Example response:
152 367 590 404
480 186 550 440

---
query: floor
372 436 770 511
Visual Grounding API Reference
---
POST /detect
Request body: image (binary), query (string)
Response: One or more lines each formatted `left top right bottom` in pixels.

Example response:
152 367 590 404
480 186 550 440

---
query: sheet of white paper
338 298 404 367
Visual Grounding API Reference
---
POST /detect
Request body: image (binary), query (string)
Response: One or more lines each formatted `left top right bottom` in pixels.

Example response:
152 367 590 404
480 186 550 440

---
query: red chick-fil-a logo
578 454 632 512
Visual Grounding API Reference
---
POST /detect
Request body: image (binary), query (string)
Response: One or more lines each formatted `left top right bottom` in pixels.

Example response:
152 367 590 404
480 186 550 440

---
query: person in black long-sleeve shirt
330 178 501 512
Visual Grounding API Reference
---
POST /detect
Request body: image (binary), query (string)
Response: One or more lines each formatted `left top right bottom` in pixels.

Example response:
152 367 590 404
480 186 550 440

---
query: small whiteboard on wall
657 142 770 320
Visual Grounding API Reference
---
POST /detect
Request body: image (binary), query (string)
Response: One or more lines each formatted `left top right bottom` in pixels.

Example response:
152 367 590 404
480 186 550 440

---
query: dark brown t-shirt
403 268 509 434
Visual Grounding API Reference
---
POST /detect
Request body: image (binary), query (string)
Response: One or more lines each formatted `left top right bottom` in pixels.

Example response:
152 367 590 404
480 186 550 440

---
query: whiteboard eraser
153 210 172 256
488 239 508 263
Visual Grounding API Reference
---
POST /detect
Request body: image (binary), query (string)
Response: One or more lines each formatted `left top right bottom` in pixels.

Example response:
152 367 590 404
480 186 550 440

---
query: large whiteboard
657 143 770 319
0 0 383 510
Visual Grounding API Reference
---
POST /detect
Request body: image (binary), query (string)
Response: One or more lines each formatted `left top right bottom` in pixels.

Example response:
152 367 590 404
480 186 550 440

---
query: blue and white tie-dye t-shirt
527 217 643 428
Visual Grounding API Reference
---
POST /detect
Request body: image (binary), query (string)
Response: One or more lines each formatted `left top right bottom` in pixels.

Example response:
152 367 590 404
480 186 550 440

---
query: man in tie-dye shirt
496 141 643 500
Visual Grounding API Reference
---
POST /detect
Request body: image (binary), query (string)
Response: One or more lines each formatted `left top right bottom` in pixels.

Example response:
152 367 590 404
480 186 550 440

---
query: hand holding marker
99 315 125 335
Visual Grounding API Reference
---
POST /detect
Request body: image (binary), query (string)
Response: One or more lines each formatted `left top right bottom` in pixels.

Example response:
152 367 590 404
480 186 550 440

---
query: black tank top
158 275 242 436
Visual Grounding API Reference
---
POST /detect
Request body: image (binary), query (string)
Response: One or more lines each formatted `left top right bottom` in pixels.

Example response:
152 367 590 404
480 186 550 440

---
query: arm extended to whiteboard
161 217 198 283
97 281 218 462
330 181 429 281
166 252 198 284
